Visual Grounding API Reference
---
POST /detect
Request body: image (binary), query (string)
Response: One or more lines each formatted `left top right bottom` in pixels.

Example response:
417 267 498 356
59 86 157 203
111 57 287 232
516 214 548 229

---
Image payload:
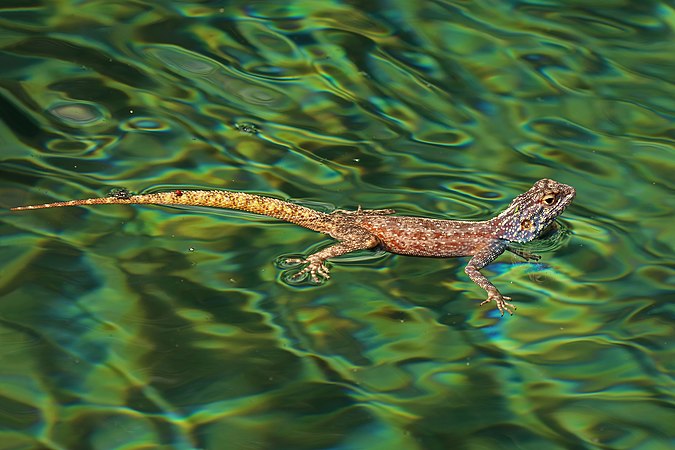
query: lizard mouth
553 182 576 210
562 185 576 207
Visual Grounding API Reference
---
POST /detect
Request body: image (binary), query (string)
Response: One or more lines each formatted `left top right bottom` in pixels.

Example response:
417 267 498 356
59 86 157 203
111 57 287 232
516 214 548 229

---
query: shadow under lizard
11 178 575 315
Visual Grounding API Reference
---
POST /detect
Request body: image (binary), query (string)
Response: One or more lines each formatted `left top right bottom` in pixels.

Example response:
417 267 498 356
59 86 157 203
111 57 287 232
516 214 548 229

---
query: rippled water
1 2 673 449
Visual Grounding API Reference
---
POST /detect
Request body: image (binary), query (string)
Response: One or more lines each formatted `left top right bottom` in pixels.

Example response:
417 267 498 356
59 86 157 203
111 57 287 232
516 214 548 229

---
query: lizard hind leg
285 230 380 283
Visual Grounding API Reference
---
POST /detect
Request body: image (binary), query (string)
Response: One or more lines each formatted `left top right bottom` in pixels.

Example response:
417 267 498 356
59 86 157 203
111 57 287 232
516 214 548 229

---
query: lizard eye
542 192 557 206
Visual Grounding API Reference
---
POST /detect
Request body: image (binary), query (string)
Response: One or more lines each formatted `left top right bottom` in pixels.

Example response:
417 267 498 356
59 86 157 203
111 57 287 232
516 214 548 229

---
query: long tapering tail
11 190 330 232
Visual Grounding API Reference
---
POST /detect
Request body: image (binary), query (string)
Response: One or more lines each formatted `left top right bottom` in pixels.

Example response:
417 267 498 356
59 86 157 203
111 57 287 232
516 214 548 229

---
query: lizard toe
285 257 305 265
286 258 331 283
480 292 516 316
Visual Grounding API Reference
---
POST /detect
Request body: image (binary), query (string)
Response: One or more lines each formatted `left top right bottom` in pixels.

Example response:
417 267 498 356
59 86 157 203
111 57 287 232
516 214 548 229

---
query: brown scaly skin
11 179 575 315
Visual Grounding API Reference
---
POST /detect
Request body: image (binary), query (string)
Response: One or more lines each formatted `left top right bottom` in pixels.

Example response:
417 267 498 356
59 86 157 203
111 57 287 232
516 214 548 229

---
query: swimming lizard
11 178 575 315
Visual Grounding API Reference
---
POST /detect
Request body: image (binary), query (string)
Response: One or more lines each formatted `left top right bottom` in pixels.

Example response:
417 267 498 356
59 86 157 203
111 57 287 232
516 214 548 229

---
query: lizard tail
11 190 330 232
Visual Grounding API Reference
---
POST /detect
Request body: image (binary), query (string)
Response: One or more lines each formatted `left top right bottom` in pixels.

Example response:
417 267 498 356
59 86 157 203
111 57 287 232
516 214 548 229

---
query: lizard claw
480 291 516 316
285 257 331 283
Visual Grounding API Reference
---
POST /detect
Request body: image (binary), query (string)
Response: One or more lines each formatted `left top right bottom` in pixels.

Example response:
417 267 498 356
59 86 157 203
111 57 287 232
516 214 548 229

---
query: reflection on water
0 1 673 449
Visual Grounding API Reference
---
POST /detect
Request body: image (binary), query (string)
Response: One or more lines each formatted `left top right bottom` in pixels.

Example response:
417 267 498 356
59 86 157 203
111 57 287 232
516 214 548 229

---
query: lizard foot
507 247 541 261
285 258 331 283
518 251 541 261
479 291 516 316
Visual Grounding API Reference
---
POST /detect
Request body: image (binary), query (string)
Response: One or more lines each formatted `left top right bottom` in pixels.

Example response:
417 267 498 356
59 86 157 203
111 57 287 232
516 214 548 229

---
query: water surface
0 1 673 449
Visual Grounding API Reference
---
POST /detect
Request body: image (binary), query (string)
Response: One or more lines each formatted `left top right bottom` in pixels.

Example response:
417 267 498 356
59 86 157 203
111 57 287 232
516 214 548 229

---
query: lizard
11 178 575 315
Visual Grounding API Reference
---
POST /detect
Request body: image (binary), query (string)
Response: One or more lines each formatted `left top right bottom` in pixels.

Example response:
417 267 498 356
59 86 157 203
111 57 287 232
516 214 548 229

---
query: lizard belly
357 216 492 258
377 231 477 257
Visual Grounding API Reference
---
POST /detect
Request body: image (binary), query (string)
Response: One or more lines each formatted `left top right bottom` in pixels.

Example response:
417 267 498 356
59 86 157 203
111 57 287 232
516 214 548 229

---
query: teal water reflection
1 1 673 449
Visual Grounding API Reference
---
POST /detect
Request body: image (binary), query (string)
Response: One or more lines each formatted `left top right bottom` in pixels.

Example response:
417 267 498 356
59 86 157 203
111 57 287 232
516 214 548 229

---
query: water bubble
215 72 291 109
234 122 260 134
148 47 217 75
49 103 104 125
46 138 101 153
237 85 287 107
108 188 132 199
121 117 170 132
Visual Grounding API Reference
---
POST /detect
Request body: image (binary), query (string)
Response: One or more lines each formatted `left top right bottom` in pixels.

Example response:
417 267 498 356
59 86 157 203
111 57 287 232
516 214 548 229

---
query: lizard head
493 178 576 243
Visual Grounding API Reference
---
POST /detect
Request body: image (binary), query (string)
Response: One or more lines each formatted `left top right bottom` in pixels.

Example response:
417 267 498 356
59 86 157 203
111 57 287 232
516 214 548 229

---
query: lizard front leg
464 239 517 315
286 229 380 282
507 246 541 261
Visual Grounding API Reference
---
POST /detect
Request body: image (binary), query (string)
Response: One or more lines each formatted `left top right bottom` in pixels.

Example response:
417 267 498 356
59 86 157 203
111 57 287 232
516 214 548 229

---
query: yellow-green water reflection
1 1 673 449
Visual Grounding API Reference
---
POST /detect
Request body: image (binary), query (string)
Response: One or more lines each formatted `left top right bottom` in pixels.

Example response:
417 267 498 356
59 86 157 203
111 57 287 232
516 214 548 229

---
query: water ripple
0 1 673 449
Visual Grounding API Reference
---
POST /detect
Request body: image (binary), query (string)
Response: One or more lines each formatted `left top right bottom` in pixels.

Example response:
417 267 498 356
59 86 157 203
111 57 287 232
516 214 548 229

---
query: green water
1 1 673 449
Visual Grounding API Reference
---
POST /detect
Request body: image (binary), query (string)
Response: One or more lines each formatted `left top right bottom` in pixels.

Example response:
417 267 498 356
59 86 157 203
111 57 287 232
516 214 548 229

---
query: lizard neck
487 215 522 243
